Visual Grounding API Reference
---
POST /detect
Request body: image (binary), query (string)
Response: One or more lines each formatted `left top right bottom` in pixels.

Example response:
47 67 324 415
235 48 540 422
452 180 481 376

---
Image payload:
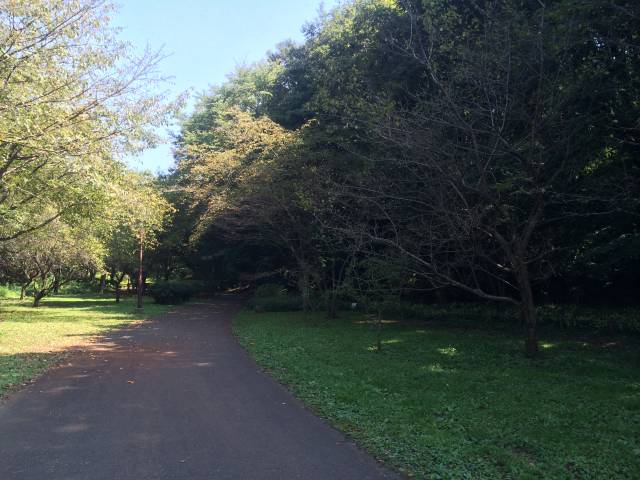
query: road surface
0 297 399 479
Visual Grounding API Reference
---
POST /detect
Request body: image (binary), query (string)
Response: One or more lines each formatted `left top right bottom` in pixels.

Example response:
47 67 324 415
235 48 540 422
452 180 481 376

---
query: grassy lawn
234 311 640 479
0 295 168 398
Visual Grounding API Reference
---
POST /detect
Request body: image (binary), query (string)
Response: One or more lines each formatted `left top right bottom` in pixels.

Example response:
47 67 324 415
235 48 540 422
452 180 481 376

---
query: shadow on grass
36 296 123 309
0 352 63 397
0 296 158 324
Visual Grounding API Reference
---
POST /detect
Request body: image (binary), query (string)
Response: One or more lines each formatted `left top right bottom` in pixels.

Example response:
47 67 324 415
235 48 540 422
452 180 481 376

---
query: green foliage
253 283 287 298
537 305 640 333
60 280 98 295
376 300 640 333
0 1 179 242
0 285 18 299
247 295 303 312
149 280 197 305
234 310 640 479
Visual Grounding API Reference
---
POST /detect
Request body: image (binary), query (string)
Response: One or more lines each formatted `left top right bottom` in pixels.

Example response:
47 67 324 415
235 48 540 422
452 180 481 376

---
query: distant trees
102 172 171 304
0 218 103 306
0 169 170 306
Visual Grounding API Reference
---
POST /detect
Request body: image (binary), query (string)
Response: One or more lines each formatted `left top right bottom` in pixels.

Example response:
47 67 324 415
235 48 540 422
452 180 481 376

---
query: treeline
0 1 175 306
161 0 639 356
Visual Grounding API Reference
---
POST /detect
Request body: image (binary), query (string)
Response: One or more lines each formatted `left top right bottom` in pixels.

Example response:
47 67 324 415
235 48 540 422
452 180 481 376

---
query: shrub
248 295 302 312
375 299 640 333
253 283 287 298
0 285 15 299
61 280 96 294
537 304 640 333
150 280 197 305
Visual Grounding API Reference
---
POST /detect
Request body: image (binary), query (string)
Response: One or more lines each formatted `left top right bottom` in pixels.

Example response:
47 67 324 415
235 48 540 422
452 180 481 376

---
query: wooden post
137 227 145 310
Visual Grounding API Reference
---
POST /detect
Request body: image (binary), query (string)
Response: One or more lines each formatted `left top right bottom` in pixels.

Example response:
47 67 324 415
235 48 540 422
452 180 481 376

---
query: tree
0 218 103 306
0 0 179 242
103 225 137 303
321 0 640 356
102 171 172 305
177 106 322 306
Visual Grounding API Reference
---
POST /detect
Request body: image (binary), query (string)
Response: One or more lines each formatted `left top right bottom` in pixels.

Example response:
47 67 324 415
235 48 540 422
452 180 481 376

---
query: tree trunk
376 308 383 353
326 261 339 319
435 288 447 304
52 275 60 294
115 283 121 303
137 228 145 309
33 291 44 307
326 290 338 319
516 263 539 358
99 274 106 294
20 284 26 300
163 264 171 282
298 262 311 312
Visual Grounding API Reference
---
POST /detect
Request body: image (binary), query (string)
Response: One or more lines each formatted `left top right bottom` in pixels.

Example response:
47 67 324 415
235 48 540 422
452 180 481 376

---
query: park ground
1 294 639 478
234 310 640 479
0 295 167 397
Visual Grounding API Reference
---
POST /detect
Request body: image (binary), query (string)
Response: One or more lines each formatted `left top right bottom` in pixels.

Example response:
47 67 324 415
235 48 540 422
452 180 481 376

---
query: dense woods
159 0 640 356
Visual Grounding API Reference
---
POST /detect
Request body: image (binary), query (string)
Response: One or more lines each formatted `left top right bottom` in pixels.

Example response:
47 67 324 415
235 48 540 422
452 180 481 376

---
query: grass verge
233 310 640 479
0 295 168 397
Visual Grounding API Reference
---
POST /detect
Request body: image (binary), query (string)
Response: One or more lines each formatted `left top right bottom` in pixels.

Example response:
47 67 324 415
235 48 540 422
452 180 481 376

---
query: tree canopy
162 0 640 356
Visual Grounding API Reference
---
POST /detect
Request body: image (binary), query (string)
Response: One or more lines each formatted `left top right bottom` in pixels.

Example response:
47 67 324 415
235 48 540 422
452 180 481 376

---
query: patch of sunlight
54 423 89 434
421 363 449 373
540 342 557 350
366 339 403 351
354 319 400 325
437 347 458 356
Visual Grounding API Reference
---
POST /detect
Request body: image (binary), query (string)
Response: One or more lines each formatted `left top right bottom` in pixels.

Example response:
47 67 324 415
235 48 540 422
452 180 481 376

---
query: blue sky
114 0 339 173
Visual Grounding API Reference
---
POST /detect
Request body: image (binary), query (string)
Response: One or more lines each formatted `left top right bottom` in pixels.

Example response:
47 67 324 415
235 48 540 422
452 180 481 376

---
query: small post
137 227 145 310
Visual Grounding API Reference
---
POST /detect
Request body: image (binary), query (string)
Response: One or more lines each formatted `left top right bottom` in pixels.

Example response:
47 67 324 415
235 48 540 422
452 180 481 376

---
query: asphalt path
0 297 399 479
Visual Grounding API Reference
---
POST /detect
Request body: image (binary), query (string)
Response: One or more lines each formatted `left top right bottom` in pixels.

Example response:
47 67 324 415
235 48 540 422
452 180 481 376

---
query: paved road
0 297 399 480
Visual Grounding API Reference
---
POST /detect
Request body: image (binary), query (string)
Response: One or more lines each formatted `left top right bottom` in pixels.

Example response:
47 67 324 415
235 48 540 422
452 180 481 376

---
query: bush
61 280 96 294
149 280 197 305
248 295 302 312
537 304 640 333
375 299 640 333
253 283 287 298
0 285 16 299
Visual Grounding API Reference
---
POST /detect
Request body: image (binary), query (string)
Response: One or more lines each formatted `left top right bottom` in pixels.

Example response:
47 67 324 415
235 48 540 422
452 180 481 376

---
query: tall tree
0 0 178 241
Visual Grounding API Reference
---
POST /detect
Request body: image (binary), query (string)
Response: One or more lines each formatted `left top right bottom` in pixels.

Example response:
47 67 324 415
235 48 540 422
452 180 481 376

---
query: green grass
234 311 640 479
0 294 168 397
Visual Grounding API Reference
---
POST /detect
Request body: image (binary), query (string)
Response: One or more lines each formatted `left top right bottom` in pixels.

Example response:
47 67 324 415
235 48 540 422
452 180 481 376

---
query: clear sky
113 0 339 173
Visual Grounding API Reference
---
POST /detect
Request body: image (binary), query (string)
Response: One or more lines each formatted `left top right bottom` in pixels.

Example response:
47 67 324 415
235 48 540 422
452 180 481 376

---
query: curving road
0 297 399 480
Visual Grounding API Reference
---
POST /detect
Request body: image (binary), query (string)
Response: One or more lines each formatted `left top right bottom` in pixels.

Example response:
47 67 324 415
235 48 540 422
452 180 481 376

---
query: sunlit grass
234 310 640 479
0 295 168 396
